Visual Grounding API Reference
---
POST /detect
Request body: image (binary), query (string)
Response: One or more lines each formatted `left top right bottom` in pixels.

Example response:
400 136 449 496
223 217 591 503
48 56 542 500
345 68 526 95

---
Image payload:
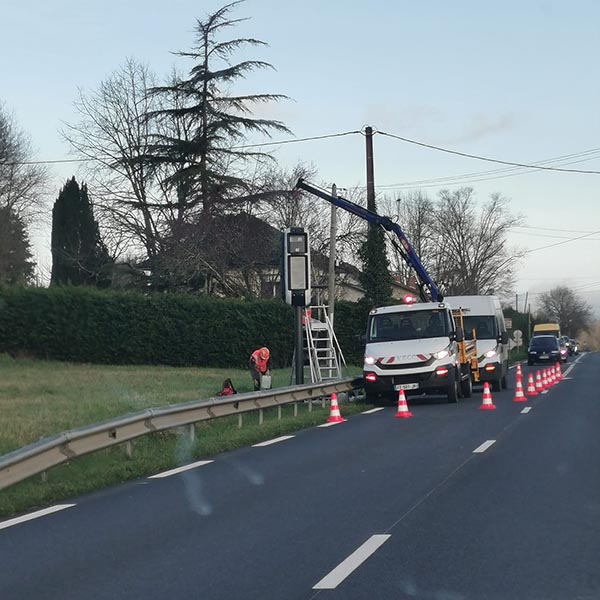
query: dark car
528 335 566 365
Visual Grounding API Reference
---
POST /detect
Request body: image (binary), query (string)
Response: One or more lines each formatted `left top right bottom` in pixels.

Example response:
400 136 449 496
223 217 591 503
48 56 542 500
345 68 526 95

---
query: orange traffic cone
549 366 557 386
326 393 346 424
526 373 537 397
555 361 562 381
513 377 526 402
541 369 549 390
535 371 544 393
394 389 413 419
516 363 523 382
479 382 496 410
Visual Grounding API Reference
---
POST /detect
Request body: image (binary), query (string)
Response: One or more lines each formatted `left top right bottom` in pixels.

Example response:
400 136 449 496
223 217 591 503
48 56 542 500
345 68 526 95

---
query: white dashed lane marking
148 460 214 479
0 504 76 531
313 534 391 590
473 440 496 454
252 435 295 447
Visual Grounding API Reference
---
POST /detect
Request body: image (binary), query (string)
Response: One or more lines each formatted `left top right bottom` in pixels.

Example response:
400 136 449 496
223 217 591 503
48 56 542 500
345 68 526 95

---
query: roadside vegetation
0 356 365 517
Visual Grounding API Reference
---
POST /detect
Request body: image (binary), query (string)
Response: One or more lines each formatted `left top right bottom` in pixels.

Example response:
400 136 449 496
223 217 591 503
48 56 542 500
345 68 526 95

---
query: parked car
527 335 567 365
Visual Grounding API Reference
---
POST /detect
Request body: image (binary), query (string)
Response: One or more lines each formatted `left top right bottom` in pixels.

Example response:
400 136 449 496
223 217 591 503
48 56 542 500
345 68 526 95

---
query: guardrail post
41 471 48 483
258 408 264 425
308 399 313 412
277 406 282 420
293 402 298 417
238 413 243 429
124 441 133 459
188 424 195 443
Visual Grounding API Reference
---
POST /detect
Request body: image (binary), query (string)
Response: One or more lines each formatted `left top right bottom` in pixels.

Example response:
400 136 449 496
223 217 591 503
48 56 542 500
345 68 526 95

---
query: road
1 353 598 600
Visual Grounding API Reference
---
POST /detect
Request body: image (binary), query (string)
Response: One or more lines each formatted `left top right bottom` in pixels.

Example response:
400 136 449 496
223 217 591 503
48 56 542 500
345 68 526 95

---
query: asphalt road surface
1 353 598 600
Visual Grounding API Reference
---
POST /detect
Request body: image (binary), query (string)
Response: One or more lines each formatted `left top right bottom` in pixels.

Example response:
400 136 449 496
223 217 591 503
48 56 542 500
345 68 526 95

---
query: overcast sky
2 0 599 314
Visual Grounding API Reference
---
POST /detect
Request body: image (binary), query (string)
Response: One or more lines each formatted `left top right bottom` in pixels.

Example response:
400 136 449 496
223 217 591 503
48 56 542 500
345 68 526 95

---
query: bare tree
538 286 592 337
380 190 436 282
0 104 47 223
61 59 163 261
432 188 522 296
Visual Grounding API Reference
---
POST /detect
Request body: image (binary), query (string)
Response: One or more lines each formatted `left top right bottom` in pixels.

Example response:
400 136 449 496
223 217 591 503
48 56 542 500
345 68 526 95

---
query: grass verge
0 356 366 518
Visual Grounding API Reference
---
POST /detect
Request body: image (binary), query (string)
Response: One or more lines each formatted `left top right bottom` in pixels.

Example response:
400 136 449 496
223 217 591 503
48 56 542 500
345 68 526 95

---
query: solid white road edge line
317 421 346 428
521 407 532 414
148 460 214 479
252 435 295 447
0 504 76 531
473 440 496 454
361 407 385 414
313 534 391 590
563 364 575 377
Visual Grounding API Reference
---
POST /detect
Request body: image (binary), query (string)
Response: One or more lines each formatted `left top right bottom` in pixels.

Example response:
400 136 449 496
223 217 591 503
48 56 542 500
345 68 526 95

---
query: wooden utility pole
365 126 376 213
328 184 338 326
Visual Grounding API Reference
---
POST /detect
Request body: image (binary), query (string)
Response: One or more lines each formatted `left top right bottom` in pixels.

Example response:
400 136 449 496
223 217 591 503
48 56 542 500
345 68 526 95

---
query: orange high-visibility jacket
250 349 270 374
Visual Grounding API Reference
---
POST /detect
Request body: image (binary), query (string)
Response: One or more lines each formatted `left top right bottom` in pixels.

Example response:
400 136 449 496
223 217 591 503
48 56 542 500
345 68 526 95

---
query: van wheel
447 379 459 403
491 378 502 392
501 374 508 390
460 375 472 398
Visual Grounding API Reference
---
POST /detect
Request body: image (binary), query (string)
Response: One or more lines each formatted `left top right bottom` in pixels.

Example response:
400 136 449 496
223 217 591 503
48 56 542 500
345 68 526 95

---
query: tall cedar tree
146 0 290 222
358 220 394 308
51 178 111 286
0 206 35 284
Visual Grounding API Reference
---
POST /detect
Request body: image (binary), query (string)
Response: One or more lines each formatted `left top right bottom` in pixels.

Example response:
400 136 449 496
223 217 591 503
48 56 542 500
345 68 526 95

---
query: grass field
0 355 366 517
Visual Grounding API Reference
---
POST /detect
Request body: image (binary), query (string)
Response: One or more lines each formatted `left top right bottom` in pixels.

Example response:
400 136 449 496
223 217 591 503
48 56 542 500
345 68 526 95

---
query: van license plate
540 354 548 359
395 383 419 391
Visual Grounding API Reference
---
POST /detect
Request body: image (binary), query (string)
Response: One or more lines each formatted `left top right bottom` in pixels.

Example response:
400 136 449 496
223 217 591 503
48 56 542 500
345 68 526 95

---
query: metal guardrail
0 377 362 492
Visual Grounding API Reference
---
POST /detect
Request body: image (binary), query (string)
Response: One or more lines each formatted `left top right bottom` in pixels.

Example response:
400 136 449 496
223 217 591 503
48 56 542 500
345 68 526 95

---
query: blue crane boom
295 178 443 303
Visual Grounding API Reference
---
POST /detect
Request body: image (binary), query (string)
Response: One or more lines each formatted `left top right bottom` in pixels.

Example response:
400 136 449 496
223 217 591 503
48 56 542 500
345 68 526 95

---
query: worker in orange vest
249 347 272 391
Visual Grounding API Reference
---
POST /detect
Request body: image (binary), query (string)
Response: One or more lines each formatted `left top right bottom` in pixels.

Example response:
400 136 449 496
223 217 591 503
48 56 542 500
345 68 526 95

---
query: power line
2 130 363 166
235 130 361 149
377 130 600 175
510 230 600 242
524 229 600 254
372 148 600 190
514 225 598 234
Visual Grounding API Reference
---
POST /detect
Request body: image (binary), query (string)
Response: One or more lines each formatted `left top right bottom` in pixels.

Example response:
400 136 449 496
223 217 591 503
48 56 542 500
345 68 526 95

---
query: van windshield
530 337 559 350
462 316 498 340
368 309 452 342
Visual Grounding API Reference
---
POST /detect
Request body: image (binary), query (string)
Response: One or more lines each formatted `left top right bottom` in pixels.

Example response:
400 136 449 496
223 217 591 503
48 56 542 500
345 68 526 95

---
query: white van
362 301 471 404
444 295 509 391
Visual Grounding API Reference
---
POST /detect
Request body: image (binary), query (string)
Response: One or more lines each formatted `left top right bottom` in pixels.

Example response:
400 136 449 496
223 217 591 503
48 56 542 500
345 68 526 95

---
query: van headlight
433 349 450 360
485 350 497 358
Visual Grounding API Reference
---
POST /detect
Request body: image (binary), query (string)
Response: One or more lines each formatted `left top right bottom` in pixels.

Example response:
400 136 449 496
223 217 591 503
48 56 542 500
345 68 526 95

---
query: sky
1 0 599 315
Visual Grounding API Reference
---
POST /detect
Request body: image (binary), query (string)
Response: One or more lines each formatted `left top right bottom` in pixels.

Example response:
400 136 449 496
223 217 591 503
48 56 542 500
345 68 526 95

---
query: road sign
505 317 513 329
513 329 523 341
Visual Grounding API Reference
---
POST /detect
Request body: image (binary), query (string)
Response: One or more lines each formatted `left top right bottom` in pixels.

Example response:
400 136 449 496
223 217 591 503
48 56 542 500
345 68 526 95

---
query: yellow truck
533 323 560 338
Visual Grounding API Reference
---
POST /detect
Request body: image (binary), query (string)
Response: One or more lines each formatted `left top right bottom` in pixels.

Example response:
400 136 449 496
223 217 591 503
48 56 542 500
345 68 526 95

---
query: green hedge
0 287 368 368
0 287 296 368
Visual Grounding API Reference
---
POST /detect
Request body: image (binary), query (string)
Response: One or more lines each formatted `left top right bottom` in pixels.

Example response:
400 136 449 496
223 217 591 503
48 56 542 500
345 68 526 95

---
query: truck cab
363 302 471 404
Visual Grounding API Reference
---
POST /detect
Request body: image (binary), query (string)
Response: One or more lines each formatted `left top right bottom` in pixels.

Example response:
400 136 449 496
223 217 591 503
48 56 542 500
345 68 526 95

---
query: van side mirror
453 327 464 343
500 331 509 345
353 333 366 351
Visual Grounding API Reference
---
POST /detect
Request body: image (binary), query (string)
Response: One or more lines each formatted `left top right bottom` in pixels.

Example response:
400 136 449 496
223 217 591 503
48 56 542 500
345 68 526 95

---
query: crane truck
295 179 479 403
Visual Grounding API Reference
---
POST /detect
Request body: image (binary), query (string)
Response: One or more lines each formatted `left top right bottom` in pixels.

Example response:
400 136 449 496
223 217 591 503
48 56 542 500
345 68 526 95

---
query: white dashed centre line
0 504 76 531
148 460 214 479
473 440 496 454
361 407 385 414
521 407 532 414
252 435 295 447
313 534 391 590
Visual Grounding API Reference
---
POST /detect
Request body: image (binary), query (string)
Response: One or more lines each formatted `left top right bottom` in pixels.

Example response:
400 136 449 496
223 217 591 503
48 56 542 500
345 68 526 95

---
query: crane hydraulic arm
295 178 442 303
